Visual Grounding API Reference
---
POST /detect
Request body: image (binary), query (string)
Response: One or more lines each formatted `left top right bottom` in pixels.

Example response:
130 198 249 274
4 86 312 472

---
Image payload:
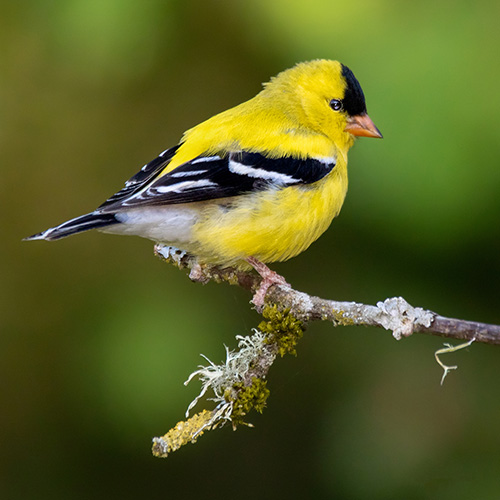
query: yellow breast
191 159 348 267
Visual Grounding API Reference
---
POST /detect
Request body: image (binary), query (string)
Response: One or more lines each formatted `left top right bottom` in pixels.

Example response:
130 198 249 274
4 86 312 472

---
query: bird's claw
246 257 291 312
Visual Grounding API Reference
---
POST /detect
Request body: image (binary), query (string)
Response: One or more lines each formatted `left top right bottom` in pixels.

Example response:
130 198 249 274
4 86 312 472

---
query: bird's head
267 60 382 149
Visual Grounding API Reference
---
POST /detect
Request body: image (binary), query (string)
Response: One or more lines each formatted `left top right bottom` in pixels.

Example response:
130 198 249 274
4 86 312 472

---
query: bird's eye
329 99 343 112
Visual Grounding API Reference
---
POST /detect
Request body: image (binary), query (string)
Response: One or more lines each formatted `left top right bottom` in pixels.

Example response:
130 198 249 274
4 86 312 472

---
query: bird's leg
246 256 291 310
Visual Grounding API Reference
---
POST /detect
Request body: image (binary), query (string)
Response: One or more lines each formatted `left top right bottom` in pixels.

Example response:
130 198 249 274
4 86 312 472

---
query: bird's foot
246 256 291 311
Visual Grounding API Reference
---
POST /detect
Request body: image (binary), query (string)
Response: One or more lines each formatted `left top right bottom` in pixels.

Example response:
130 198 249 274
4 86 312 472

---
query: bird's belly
107 205 200 244
192 168 348 265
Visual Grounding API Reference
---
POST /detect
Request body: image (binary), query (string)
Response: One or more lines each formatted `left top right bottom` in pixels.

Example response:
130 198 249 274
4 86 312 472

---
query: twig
434 339 475 385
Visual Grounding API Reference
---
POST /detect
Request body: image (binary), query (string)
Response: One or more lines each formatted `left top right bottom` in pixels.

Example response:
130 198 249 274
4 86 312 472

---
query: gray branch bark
155 244 500 345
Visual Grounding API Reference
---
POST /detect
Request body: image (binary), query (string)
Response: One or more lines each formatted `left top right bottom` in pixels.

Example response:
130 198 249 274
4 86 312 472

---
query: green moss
258 305 305 357
229 377 270 426
220 307 305 427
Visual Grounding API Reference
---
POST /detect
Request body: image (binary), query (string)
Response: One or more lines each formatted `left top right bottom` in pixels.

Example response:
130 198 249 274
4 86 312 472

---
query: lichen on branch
152 304 305 458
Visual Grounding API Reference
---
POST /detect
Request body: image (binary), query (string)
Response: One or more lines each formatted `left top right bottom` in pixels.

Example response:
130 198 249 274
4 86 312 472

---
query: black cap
341 64 367 116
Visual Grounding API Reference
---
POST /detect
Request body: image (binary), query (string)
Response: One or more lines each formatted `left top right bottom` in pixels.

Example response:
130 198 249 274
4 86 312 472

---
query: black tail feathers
24 212 118 241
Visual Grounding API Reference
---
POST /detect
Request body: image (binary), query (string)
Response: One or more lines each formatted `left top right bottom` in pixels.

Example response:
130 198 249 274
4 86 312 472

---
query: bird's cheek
328 117 352 145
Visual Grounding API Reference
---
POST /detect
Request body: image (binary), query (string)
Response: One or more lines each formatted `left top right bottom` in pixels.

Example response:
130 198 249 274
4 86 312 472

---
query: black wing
98 145 180 210
100 150 336 210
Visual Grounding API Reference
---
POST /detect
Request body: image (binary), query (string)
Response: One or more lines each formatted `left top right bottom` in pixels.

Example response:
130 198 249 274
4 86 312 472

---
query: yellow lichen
330 308 355 326
152 409 216 458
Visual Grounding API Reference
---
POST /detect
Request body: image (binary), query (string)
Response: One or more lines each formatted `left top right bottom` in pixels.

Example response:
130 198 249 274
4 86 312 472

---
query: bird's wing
98 145 180 210
99 150 336 211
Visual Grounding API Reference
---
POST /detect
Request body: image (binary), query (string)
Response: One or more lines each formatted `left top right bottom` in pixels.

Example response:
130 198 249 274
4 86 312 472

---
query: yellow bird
26 60 382 304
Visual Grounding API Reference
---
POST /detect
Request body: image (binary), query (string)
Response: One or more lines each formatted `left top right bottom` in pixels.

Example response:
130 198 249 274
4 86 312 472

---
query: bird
26 59 382 306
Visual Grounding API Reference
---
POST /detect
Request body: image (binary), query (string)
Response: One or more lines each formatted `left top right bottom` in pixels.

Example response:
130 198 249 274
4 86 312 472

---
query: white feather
155 180 217 194
228 160 297 184
169 169 208 178
107 206 200 243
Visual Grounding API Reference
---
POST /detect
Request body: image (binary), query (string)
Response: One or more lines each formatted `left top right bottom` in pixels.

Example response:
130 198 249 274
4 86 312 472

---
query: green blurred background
2 0 500 498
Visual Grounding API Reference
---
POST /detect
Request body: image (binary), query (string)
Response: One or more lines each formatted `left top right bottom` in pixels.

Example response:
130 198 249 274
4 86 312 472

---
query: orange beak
345 113 383 138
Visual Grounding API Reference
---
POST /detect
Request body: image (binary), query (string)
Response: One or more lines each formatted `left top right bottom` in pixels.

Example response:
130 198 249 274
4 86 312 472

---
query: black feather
98 145 180 210
100 151 336 208
24 213 118 241
341 64 367 116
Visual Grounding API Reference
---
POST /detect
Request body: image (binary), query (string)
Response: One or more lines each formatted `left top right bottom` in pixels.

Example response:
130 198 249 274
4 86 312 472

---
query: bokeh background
2 1 500 498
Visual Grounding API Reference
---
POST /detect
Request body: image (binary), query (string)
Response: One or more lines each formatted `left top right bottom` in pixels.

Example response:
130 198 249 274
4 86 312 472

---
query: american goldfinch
26 59 381 303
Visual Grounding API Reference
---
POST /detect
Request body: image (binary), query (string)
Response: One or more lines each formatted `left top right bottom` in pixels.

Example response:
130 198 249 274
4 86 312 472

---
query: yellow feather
191 159 348 266
162 60 355 172
168 60 357 267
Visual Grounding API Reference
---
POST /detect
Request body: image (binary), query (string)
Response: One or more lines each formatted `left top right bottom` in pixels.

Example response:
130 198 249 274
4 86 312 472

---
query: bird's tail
24 212 118 241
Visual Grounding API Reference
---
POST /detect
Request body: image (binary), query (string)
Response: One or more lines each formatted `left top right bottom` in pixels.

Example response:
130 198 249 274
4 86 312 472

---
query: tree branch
151 244 500 458
155 244 500 344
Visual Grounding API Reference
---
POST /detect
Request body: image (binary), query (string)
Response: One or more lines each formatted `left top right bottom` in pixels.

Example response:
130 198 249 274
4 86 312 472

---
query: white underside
101 206 200 245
